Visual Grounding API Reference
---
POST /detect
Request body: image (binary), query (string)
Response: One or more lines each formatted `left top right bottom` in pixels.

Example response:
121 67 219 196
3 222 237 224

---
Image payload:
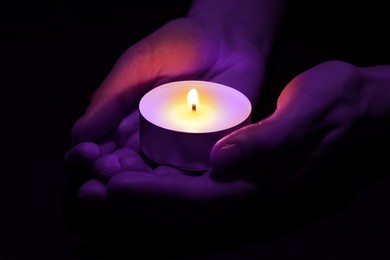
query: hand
71 18 265 141
65 17 266 226
211 60 390 192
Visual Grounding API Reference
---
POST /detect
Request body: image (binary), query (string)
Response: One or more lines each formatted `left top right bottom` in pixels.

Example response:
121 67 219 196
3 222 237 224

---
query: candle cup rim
139 80 252 133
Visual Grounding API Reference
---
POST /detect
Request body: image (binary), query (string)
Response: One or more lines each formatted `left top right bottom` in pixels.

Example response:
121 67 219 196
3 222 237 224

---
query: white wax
139 80 251 133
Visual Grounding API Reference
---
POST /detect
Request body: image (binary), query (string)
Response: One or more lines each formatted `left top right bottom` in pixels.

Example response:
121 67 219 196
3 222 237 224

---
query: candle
139 80 252 170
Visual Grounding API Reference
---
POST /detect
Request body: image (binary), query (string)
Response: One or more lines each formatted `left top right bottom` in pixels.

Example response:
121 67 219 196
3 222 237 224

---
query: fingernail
211 143 242 168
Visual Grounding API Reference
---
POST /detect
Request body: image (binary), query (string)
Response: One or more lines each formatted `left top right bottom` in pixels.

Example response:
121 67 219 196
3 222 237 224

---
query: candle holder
139 80 251 171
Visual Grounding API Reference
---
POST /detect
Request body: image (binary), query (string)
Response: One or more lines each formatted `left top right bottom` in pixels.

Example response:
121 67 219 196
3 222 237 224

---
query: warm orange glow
187 88 199 112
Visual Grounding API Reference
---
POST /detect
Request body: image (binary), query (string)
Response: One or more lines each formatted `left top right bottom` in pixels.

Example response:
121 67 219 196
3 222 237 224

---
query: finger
116 111 141 151
119 154 151 172
98 139 117 155
116 110 140 140
93 147 153 181
71 101 122 142
65 142 101 166
93 154 122 181
64 142 101 177
118 131 141 152
113 148 151 171
65 139 116 162
78 179 107 202
112 148 138 157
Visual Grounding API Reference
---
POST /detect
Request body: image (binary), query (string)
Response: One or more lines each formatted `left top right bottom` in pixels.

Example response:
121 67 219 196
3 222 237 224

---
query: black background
1 1 389 259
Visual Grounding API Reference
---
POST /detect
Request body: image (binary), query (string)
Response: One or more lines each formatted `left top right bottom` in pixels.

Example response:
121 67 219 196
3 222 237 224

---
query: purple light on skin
139 80 252 170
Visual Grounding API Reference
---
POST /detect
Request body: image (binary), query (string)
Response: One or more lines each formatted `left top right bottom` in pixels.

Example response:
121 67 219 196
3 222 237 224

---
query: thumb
210 126 250 170
71 98 123 142
71 46 155 142
211 116 287 168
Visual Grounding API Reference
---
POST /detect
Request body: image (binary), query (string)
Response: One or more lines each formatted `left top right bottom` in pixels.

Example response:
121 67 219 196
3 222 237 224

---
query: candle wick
192 104 196 112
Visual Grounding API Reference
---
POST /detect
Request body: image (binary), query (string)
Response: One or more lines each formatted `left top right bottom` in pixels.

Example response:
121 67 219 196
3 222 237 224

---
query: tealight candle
139 80 251 170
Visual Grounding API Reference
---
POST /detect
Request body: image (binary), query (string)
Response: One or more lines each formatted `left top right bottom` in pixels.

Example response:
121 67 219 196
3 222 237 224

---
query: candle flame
187 88 199 112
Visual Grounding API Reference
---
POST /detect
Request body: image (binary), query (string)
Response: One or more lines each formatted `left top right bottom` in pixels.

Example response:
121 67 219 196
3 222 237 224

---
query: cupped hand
71 17 264 141
212 60 388 191
65 17 266 225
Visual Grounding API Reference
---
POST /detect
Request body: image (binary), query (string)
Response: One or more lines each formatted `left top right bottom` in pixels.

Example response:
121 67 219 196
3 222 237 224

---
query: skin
65 0 390 226
212 62 390 190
